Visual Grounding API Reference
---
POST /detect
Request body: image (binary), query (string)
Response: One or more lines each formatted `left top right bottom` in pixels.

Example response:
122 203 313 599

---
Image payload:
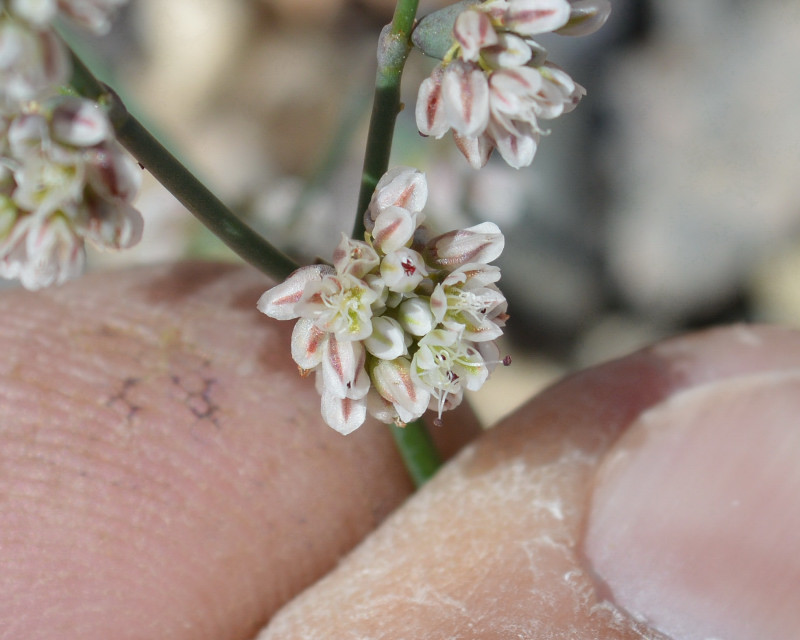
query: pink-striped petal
442 61 490 138
290 317 327 370
320 393 367 435
426 221 505 269
257 264 331 320
415 67 449 139
503 0 571 35
453 132 494 169
453 9 498 62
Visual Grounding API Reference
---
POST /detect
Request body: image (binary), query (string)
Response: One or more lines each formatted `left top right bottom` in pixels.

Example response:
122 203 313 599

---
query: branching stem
67 47 299 282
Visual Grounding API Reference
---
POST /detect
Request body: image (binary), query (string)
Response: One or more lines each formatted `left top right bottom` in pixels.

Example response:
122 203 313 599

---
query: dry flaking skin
257 325 800 640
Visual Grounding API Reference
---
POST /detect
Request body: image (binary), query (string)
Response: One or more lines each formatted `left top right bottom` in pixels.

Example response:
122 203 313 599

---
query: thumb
258 325 800 639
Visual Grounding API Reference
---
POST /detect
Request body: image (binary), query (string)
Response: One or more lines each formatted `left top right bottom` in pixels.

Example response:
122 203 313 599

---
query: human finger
258 325 800 639
0 262 479 640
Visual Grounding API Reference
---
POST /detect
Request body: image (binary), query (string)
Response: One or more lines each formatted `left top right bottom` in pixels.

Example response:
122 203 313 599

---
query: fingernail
583 372 800 640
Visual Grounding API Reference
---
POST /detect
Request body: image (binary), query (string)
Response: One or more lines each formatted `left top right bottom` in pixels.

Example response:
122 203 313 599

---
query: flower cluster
1 0 128 112
258 167 509 434
415 0 610 169
0 0 139 289
0 97 142 288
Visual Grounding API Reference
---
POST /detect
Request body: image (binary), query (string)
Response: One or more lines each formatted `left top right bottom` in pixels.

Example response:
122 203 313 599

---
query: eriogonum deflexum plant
414 0 610 169
0 97 142 288
258 167 510 435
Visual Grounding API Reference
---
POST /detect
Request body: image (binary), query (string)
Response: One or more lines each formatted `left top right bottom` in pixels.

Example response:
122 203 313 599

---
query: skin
1 262 798 639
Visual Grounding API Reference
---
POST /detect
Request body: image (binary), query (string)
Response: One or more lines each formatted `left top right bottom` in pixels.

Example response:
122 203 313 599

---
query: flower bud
426 221 504 269
556 0 611 36
372 206 416 254
51 98 112 148
397 297 435 337
380 247 428 293
364 316 407 360
366 166 428 231
370 357 431 425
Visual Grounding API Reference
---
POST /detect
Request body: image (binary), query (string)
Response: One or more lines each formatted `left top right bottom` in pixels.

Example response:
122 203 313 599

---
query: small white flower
411 328 489 422
0 210 84 289
370 356 431 425
297 271 380 342
379 246 428 293
431 264 507 342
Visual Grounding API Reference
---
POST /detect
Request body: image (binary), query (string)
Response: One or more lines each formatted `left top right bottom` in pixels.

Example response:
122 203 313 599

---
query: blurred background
71 0 800 425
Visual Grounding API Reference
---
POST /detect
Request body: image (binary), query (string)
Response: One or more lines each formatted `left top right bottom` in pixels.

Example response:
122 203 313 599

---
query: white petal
10 0 58 27
51 97 112 147
442 61 490 139
482 33 532 68
426 221 505 269
364 316 407 360
372 206 415 254
503 0 571 35
556 0 611 36
370 357 430 425
321 334 361 399
257 264 331 320
320 393 367 435
379 247 427 293
397 297 435 337
453 132 493 169
332 234 379 278
453 9 498 62
416 68 450 139
84 199 143 250
489 118 539 168
290 317 327 370
370 166 429 216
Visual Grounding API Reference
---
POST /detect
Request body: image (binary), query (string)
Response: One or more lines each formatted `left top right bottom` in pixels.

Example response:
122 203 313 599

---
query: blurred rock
604 0 800 323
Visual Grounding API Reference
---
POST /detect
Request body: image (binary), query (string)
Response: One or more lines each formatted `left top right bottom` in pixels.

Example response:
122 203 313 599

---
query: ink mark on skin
106 377 141 423
171 366 221 429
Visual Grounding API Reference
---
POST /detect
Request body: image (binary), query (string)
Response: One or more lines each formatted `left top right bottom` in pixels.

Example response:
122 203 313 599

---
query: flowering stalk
66 46 300 282
353 0 450 486
352 0 419 240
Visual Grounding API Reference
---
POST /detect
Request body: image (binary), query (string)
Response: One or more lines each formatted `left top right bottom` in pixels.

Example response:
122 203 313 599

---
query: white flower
415 0 609 169
0 97 142 289
431 264 507 342
258 166 510 434
411 328 489 422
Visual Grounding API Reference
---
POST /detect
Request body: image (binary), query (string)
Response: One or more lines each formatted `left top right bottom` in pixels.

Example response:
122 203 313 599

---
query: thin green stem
67 47 299 282
353 0 443 485
390 419 441 487
352 0 420 239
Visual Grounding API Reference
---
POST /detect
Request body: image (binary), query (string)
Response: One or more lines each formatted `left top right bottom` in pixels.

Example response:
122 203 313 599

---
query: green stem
67 47 299 282
352 0 420 239
354 0 442 485
390 419 441 487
